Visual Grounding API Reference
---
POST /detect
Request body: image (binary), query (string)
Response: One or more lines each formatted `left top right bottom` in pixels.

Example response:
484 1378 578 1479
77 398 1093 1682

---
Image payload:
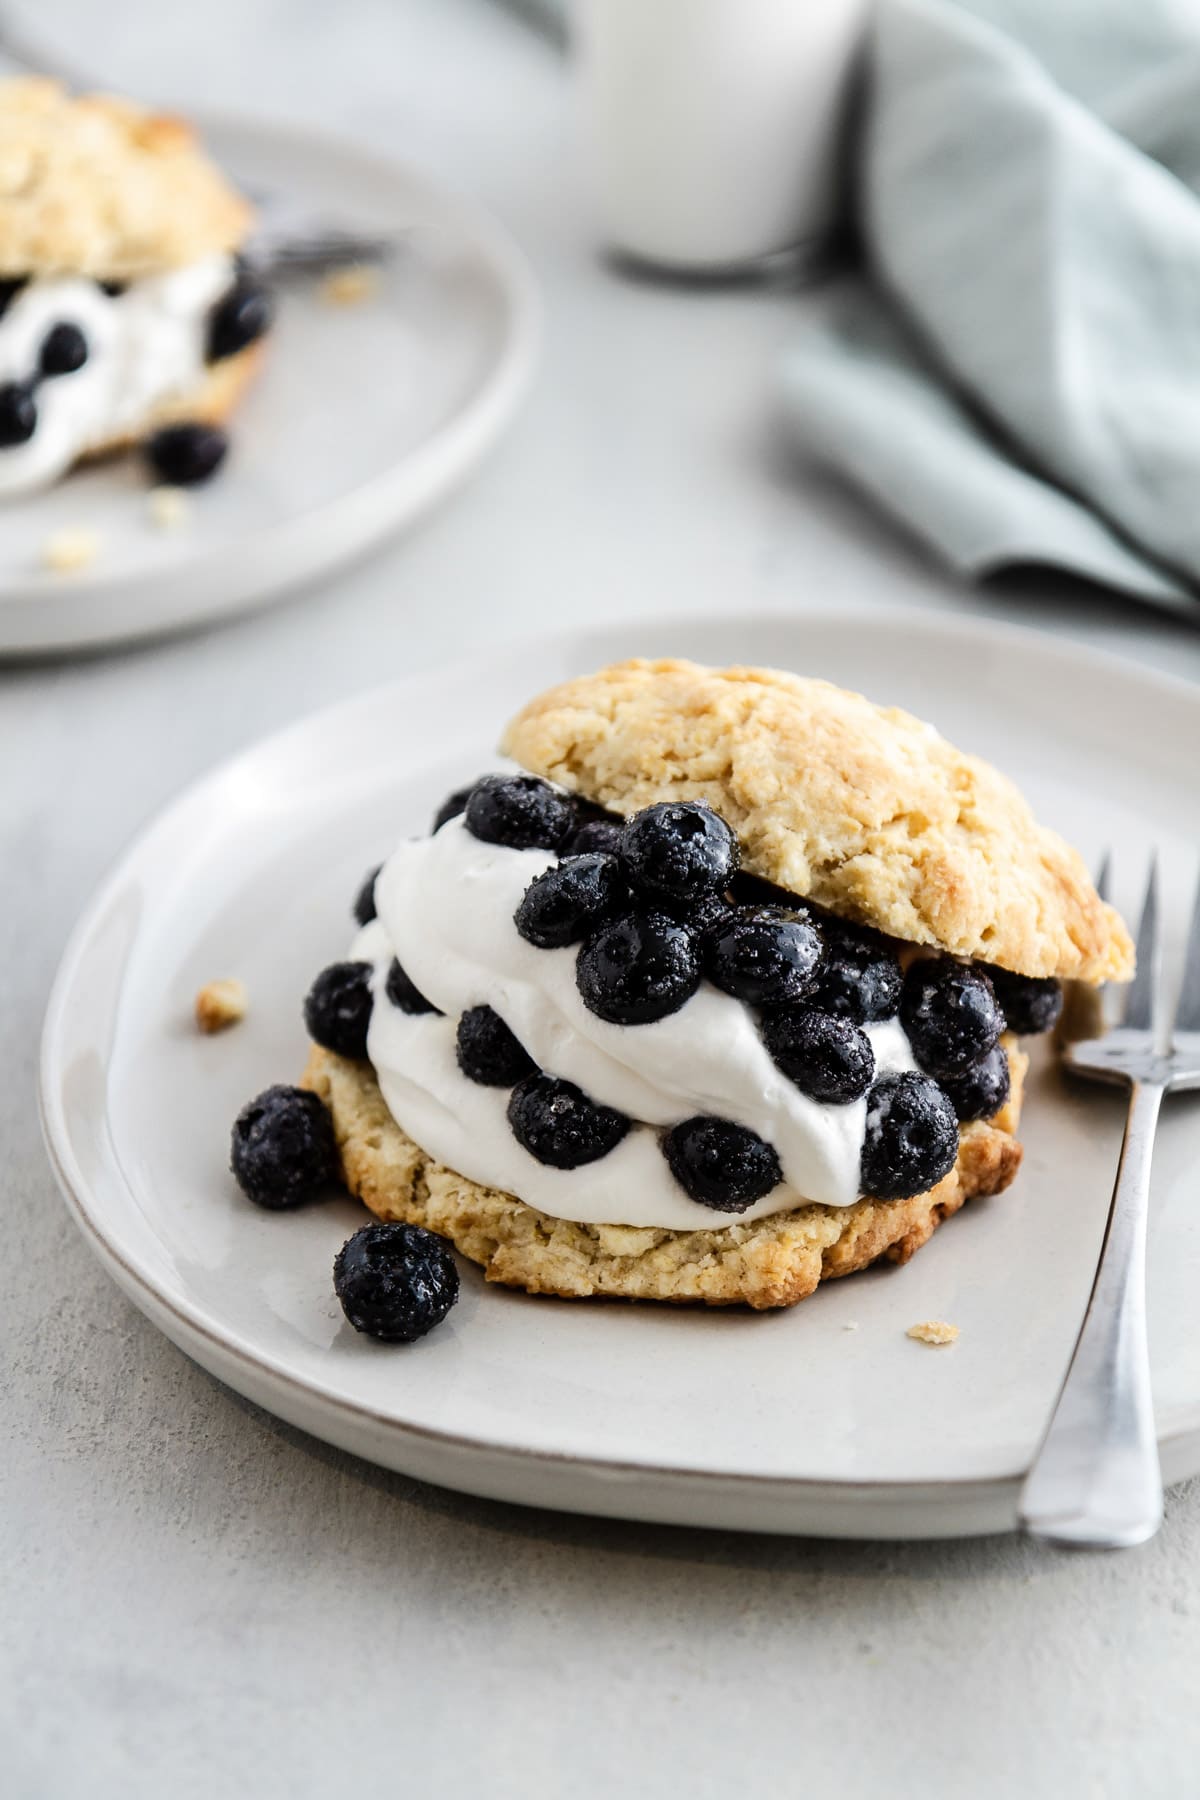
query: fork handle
1018 1079 1164 1548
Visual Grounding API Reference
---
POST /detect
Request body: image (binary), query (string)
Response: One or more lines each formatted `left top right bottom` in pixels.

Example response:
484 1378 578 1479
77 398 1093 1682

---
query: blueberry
98 279 126 298
984 966 1063 1036
0 277 27 317
805 934 902 1023
760 1007 875 1103
304 960 374 1057
353 864 382 926
939 1044 1012 1123
207 276 274 362
456 1005 536 1086
39 322 88 376
507 1072 630 1167
0 381 36 447
860 1072 959 1200
385 957 439 1016
562 817 624 857
704 905 822 1008
146 422 228 486
230 1084 339 1209
619 801 739 906
465 774 575 851
334 1222 459 1343
515 854 627 949
433 784 475 833
663 1116 782 1213
576 911 701 1025
900 961 1004 1078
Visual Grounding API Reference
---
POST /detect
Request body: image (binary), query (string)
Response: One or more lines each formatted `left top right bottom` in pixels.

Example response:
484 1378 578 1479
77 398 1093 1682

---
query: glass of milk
577 0 868 272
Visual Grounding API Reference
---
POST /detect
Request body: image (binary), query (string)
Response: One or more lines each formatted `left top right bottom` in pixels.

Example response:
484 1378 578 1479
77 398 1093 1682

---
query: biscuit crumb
907 1319 959 1346
42 526 101 573
147 486 191 530
320 265 380 308
842 1321 859 1332
195 978 248 1034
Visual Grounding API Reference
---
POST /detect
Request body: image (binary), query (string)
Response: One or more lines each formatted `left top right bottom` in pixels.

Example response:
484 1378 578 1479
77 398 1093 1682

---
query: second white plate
39 610 1200 1537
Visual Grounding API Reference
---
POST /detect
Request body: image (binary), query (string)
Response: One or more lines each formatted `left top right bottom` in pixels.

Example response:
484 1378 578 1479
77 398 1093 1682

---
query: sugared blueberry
464 774 575 851
230 1084 339 1209
938 1044 1012 1123
984 966 1063 1036
515 854 627 949
333 1222 459 1342
98 279 126 298
760 1007 875 1103
39 322 88 376
353 864 381 926
576 911 701 1024
704 905 822 1008
0 277 27 317
860 1072 959 1200
619 801 739 906
207 276 274 362
456 1005 536 1086
663 1116 782 1213
507 1072 630 1167
304 960 374 1057
900 961 1004 1077
563 816 624 857
0 380 36 447
433 783 475 833
804 933 902 1023
385 957 439 1016
146 422 228 486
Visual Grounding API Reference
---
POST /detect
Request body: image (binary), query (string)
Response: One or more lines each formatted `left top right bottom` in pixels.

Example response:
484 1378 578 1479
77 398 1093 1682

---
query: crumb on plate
320 264 381 308
195 978 248 1034
147 486 191 531
42 526 101 573
907 1319 959 1346
842 1321 859 1332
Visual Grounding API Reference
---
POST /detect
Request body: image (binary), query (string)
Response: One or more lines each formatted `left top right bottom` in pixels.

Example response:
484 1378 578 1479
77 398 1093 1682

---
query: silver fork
1019 857 1200 1549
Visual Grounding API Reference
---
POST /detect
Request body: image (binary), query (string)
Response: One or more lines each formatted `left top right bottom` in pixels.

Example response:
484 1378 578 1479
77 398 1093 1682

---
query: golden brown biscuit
502 659 1133 985
303 1041 1027 1310
0 78 252 279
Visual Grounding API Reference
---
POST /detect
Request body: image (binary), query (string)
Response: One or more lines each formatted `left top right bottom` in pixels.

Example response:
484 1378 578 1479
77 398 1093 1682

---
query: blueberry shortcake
0 78 272 494
296 658 1134 1311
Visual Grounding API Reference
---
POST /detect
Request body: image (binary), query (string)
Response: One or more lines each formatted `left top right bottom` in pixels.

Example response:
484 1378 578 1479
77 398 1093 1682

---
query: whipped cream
0 254 234 495
352 817 919 1232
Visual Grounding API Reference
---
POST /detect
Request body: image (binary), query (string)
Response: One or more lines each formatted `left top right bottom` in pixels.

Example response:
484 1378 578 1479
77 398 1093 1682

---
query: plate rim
38 604 1200 1534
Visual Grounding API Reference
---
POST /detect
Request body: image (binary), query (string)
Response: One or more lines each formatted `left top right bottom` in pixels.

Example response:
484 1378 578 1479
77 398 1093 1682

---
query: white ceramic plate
0 114 538 656
40 611 1200 1538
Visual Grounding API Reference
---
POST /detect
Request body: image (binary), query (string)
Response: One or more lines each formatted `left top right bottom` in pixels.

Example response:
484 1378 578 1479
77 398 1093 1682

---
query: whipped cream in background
0 254 234 495
352 818 919 1232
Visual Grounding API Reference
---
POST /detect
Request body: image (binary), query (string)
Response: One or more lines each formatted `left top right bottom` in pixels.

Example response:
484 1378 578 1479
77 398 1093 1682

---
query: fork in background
1019 856 1200 1549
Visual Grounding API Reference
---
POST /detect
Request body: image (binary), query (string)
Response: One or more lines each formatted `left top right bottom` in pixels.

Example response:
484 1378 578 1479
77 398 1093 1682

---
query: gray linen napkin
784 0 1200 605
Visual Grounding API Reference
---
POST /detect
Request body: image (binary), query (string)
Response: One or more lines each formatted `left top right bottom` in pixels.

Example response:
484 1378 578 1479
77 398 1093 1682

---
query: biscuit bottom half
301 1040 1028 1310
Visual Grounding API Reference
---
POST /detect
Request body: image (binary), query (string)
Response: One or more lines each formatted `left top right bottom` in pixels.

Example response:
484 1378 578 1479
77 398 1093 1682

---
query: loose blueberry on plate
515 853 627 949
385 957 440 1016
760 1007 875 1103
663 1116 782 1213
333 1222 459 1343
507 1072 630 1167
900 961 1004 1078
465 773 575 851
39 322 88 377
304 960 375 1057
938 1044 1011 1123
563 816 624 857
433 783 476 833
146 422 228 486
860 1071 959 1200
456 1005 536 1086
984 966 1063 1036
207 275 274 362
230 1084 339 1209
0 380 36 447
619 801 739 906
704 904 822 1008
353 864 382 926
804 933 902 1023
575 910 701 1024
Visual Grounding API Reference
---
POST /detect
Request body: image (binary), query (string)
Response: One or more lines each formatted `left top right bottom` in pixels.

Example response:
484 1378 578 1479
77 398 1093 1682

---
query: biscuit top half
501 658 1134 985
0 78 253 280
